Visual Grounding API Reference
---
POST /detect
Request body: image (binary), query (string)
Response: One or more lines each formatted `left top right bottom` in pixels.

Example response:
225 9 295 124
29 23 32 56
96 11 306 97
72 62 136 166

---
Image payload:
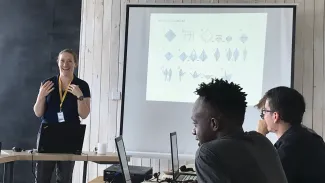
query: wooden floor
73 0 324 182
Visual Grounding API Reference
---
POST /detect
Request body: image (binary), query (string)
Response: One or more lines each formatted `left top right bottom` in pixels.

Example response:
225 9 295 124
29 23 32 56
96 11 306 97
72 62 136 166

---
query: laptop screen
37 123 86 154
116 136 132 183
170 132 179 176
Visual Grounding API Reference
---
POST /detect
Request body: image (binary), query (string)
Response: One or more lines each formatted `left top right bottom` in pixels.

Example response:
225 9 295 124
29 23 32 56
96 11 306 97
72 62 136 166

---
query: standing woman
33 49 91 183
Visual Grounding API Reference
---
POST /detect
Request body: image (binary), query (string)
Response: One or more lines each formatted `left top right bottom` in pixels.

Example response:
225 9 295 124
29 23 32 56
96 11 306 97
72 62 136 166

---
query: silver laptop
115 136 132 183
170 132 197 182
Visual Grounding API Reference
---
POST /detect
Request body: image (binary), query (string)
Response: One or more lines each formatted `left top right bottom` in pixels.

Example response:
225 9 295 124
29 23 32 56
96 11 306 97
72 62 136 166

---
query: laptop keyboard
177 174 197 181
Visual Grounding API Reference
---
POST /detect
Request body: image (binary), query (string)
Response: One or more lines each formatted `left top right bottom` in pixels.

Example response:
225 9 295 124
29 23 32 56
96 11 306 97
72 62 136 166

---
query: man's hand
257 119 269 136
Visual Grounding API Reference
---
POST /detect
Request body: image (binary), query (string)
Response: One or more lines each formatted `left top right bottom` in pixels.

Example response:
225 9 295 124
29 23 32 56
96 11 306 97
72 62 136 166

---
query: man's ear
273 112 281 123
210 118 219 131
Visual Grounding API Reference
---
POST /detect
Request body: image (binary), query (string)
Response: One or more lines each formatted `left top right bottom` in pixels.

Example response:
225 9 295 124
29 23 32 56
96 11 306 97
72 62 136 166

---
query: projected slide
146 13 267 105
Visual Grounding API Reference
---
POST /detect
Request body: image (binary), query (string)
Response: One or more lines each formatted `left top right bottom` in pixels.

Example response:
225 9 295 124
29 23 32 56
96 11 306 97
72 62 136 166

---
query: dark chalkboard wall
0 0 81 182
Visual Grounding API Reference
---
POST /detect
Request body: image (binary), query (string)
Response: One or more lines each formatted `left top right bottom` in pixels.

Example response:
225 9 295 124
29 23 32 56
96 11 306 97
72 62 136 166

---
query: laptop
170 132 197 182
37 123 86 155
115 136 132 183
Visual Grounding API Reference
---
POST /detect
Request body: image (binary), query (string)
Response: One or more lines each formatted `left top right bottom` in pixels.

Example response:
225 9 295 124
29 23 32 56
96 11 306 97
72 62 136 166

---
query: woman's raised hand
38 81 54 99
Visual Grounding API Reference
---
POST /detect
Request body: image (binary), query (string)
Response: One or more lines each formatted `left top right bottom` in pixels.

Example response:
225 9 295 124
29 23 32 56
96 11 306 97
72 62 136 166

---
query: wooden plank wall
73 0 323 182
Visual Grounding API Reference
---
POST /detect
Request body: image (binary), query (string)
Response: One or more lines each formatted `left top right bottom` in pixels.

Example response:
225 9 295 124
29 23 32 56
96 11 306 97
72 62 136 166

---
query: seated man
256 86 325 183
191 78 287 183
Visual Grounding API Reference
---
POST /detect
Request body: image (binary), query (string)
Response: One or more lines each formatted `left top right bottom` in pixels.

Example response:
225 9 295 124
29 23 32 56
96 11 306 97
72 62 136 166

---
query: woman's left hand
68 84 83 97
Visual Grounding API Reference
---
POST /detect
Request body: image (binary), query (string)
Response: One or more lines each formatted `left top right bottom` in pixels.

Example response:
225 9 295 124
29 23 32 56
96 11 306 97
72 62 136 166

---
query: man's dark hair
194 78 247 126
262 86 306 125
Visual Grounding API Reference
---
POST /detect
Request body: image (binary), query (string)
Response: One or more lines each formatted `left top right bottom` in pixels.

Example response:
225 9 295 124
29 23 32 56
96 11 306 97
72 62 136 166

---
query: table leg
82 161 88 183
9 162 13 183
2 163 5 183
2 162 14 183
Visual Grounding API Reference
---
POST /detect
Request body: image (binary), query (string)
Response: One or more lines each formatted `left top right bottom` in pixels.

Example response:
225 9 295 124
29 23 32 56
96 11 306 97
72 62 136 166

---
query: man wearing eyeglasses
256 86 325 183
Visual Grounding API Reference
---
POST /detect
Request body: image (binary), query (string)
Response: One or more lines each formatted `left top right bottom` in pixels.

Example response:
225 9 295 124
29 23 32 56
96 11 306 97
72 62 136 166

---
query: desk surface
0 150 121 163
89 176 104 183
0 154 15 163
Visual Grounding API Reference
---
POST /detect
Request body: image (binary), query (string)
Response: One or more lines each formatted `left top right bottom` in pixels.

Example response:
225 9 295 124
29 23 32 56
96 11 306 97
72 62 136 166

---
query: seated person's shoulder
197 138 231 155
245 131 275 146
195 142 231 183
195 138 238 160
196 142 214 157
203 131 273 150
195 131 277 161
245 131 282 157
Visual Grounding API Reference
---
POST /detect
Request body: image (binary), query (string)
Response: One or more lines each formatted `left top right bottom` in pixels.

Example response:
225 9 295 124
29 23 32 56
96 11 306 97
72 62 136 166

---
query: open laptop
115 136 132 183
37 123 86 155
170 132 197 182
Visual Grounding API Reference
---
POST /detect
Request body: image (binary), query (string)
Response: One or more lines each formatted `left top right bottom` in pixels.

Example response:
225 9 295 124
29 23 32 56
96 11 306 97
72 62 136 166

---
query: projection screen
120 4 296 159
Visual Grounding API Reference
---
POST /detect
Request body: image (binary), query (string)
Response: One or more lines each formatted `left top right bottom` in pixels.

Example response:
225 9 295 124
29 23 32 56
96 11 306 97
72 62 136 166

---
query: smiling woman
32 49 91 183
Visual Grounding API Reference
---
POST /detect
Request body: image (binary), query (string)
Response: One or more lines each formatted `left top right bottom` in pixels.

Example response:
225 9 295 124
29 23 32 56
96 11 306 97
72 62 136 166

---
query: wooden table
0 150 124 183
89 176 104 183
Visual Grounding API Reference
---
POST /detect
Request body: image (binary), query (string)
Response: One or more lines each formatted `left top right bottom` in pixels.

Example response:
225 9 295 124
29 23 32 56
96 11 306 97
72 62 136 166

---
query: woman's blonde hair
57 49 78 64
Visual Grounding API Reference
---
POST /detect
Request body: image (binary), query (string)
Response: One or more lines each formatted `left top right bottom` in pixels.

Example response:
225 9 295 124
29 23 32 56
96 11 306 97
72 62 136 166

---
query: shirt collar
274 124 303 149
56 74 77 83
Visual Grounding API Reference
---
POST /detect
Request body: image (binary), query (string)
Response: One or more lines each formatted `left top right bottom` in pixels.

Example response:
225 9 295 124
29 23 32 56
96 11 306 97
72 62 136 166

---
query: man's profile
256 86 325 183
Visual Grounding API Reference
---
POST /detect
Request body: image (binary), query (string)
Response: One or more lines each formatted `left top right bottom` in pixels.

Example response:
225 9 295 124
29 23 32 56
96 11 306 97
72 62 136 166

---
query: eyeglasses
260 109 274 119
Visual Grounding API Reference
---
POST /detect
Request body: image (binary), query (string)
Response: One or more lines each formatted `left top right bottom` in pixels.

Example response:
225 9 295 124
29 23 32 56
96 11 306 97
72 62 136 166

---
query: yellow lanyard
58 77 73 110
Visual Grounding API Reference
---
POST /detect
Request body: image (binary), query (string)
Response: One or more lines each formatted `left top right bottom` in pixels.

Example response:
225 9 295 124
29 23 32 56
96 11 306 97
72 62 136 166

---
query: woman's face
58 52 76 76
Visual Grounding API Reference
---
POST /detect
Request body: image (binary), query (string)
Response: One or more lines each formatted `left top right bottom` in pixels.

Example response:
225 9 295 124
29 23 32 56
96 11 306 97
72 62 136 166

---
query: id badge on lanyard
58 77 73 122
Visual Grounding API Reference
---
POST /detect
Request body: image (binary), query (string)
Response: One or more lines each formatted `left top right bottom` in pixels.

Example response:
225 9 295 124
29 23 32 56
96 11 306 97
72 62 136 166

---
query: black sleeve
276 144 298 183
195 146 230 183
80 81 91 98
